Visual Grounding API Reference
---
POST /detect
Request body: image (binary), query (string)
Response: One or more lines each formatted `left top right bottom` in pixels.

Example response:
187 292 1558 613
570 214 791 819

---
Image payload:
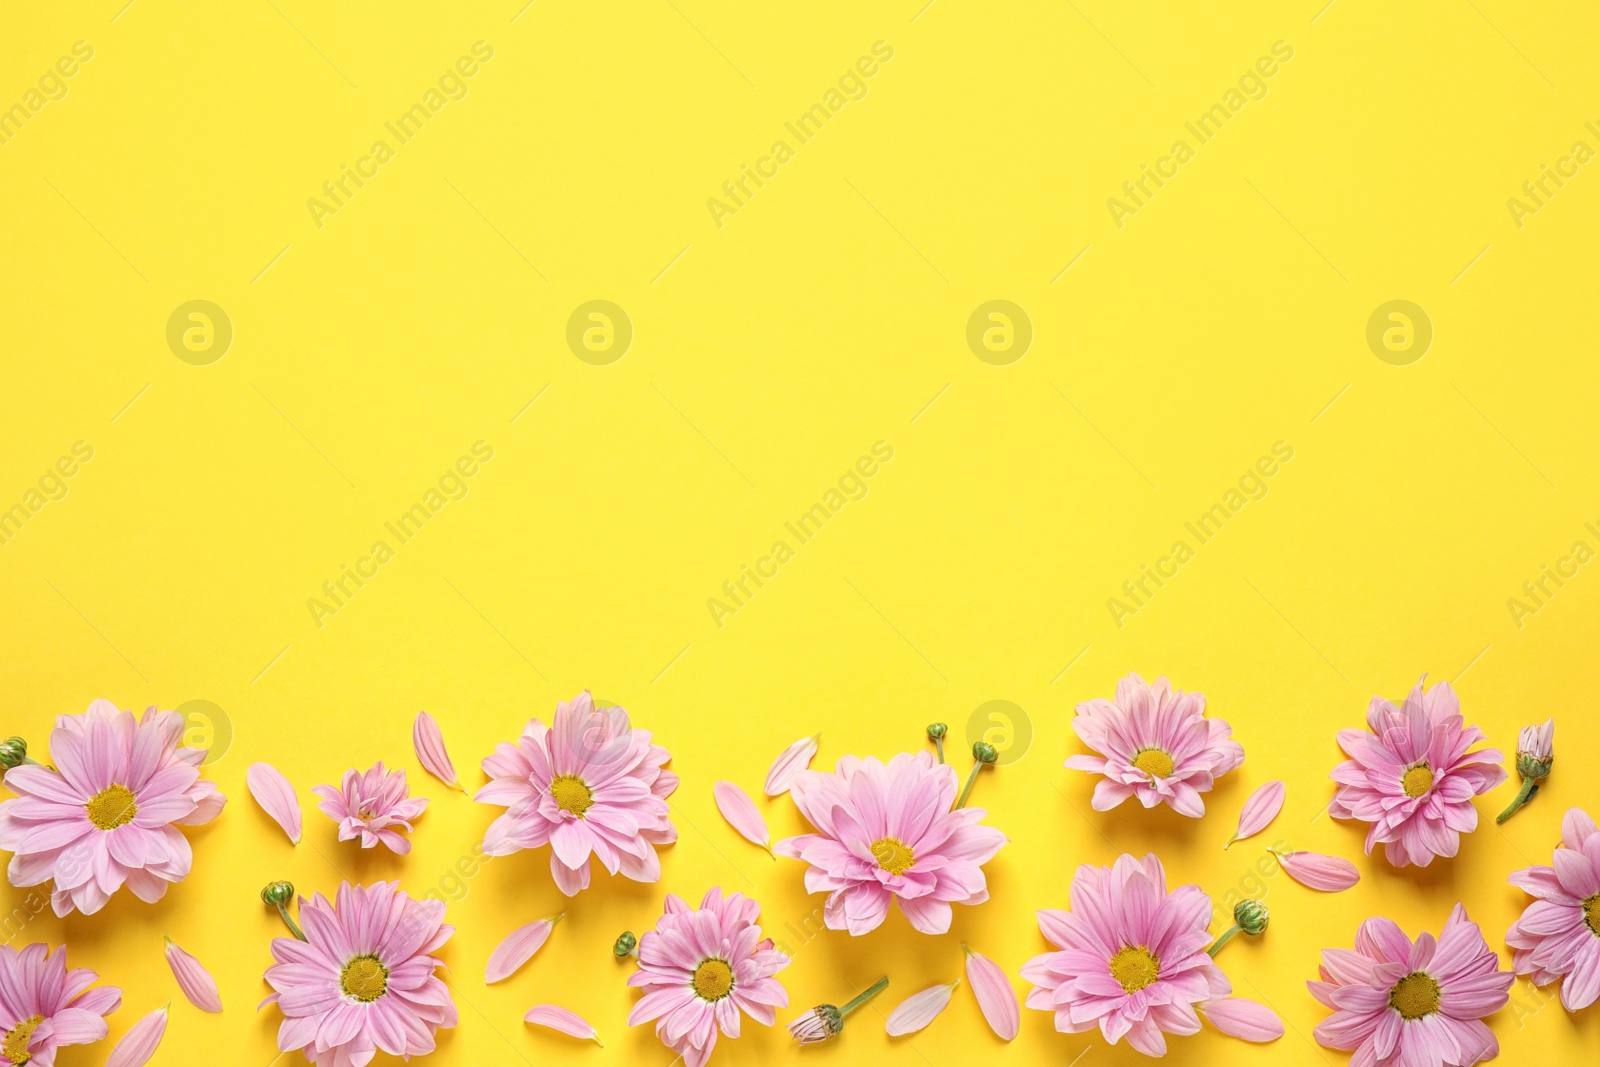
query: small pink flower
247 762 302 844
312 762 427 855
0 699 226 916
262 881 456 1066
1309 903 1511 1065
105 1004 167 1067
1021 853 1243 1056
1226 780 1285 848
1506 807 1600 1010
412 711 465 793
713 781 773 856
0 942 121 1065
163 936 221 1013
524 1004 601 1044
764 734 820 796
1065 673 1244 817
626 888 790 1067
1329 677 1505 867
1270 847 1361 892
774 752 1006 935
476 692 677 896
964 945 1019 1040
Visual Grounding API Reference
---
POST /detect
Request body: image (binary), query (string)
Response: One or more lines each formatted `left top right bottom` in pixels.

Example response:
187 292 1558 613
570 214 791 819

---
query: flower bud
0 737 27 769
1233 899 1269 936
260 880 295 907
972 741 998 765
789 1004 843 1043
612 931 638 958
925 723 948 740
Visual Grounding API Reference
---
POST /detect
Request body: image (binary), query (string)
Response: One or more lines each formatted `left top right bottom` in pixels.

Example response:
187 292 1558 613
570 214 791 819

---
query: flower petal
414 710 465 792
885 981 957 1036
246 762 301 844
164 937 222 1012
1203 997 1284 1042
964 946 1019 1041
1272 848 1360 892
713 780 773 857
106 1004 168 1067
764 734 820 797
1226 781 1285 848
487 916 560 983
524 1004 601 1044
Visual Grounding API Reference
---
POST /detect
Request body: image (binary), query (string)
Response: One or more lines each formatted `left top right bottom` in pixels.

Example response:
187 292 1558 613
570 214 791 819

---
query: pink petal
487 915 561 983
164 937 222 1012
414 710 466 792
524 1004 602 1045
246 762 301 844
764 734 820 796
1203 997 1284 1041
886 981 957 1036
1226 780 1285 848
964 945 1019 1041
1271 848 1360 891
106 1004 168 1067
713 780 773 857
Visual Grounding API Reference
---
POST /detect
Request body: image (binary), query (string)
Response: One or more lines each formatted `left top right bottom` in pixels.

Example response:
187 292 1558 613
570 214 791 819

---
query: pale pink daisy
476 692 677 896
0 942 121 1067
1065 673 1244 817
1506 807 1600 1010
1021 853 1277 1056
262 881 456 1067
0 699 226 916
1328 678 1505 868
1310 903 1511 1065
626 888 789 1067
312 762 427 855
773 751 1006 935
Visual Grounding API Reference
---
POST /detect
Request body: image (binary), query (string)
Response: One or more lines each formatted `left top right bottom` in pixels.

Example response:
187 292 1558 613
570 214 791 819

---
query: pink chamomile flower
0 942 121 1067
1506 807 1600 1011
312 762 427 855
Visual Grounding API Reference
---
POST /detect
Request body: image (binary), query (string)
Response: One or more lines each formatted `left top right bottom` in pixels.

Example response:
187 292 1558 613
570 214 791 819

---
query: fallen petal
164 937 222 1012
487 916 561 983
1271 848 1360 891
246 762 301 844
1226 781 1285 849
964 946 1019 1041
413 710 465 792
764 733 820 796
1202 996 1284 1041
107 1004 168 1067
713 780 773 857
885 981 957 1036
524 1004 602 1045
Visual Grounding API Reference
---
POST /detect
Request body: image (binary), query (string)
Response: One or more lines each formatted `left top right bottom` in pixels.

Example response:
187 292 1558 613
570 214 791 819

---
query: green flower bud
1233 899 1269 936
972 741 998 765
613 931 638 957
260 880 295 907
1516 753 1553 781
926 723 948 740
0 737 28 769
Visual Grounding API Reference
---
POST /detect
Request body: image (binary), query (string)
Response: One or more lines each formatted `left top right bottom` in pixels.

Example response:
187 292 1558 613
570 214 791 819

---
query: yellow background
2 1 1598 1064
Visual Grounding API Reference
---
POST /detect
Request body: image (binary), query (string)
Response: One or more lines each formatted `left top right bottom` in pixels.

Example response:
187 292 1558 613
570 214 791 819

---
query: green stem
839 976 889 1017
933 737 945 764
274 903 308 941
955 761 986 809
1207 924 1241 957
1497 778 1538 824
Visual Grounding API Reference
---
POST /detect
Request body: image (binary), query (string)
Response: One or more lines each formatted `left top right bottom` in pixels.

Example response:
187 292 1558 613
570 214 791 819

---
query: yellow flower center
1388 971 1440 1020
85 784 137 830
2 1016 43 1065
1401 764 1434 798
1584 894 1600 936
692 958 734 1001
1132 749 1174 778
1109 946 1160 993
340 955 389 1002
550 774 593 816
871 837 915 875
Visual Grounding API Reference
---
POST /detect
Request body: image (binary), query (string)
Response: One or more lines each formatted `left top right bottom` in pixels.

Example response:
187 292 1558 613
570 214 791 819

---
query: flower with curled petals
313 762 427 854
774 751 1006 935
0 699 226 916
0 942 121 1067
476 692 677 896
1328 678 1505 868
262 881 456 1067
626 888 789 1067
1506 807 1600 1011
1065 673 1244 817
